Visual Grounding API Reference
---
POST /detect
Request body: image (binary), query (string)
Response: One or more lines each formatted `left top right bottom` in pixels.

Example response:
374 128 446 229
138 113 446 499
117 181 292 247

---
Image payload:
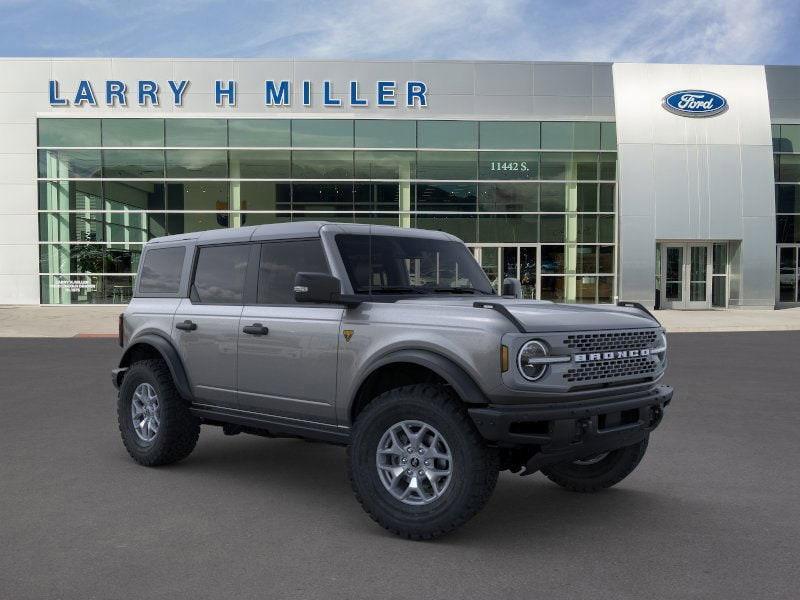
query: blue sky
1 0 798 64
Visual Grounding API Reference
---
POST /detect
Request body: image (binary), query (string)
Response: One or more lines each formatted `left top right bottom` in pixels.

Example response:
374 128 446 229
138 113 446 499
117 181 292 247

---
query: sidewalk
1 304 800 337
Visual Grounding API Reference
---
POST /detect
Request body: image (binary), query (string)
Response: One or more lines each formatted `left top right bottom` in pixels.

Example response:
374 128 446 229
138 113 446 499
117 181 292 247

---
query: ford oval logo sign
662 90 728 117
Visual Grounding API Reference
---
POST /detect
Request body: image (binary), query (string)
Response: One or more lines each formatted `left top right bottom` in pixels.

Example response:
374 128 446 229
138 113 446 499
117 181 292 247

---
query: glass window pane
575 153 599 180
417 121 477 149
40 274 136 304
577 214 597 242
138 246 185 294
292 150 353 179
479 152 539 179
354 120 416 148
540 215 565 243
354 151 415 179
165 150 227 178
577 245 597 273
39 119 100 147
779 246 796 273
104 181 165 211
598 215 615 243
576 275 597 303
780 125 800 153
541 276 565 301
292 182 354 211
166 181 229 212
776 185 800 213
479 122 539 149
598 245 614 273
38 149 102 178
772 124 782 152
38 211 161 244
415 183 477 212
541 122 573 150
258 240 330 304
599 152 616 180
541 246 565 274
354 183 402 212
416 151 477 179
540 183 566 211
228 119 290 147
598 276 614 303
712 276 727 307
574 122 601 150
192 244 249 304
776 215 798 243
413 214 477 242
478 183 538 212
779 155 800 182
232 212 291 227
39 181 103 211
291 120 353 147
238 181 291 211
229 150 290 178
577 183 598 212
103 149 165 178
102 119 164 147
540 152 570 180
599 183 615 212
713 243 727 274
169 212 229 232
600 122 617 150
105 244 143 273
165 119 227 146
478 214 538 243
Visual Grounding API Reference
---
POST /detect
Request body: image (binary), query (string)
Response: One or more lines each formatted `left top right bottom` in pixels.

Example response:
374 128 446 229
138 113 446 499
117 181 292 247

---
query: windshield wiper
354 286 428 295
430 286 492 295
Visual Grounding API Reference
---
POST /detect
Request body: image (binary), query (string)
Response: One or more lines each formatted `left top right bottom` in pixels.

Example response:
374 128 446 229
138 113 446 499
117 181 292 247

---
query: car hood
394 296 660 332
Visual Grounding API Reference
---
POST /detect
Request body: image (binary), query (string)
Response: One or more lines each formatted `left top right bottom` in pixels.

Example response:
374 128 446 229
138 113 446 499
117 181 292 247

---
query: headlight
517 340 549 381
654 331 668 363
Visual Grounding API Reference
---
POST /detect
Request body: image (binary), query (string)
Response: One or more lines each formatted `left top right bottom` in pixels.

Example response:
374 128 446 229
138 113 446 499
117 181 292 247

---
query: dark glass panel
104 181 165 211
539 183 566 212
577 214 598 243
415 183 477 212
103 149 165 178
598 245 614 273
292 150 353 179
478 152 539 179
576 275 598 303
540 276 564 301
574 122 601 150
780 125 800 153
292 182 354 211
192 244 249 304
102 119 164 147
479 121 540 149
291 120 353 147
600 122 617 151
38 149 102 178
258 239 330 304
598 215 614 243
777 215 798 243
713 243 727 275
776 185 800 213
541 245 565 273
229 150 290 178
598 276 613 303
540 152 570 180
478 183 538 212
577 183 598 212
575 153 599 180
417 121 477 149
228 119 290 147
354 183 402 212
779 154 800 182
540 122 573 150
413 214 477 242
416 151 477 180
577 245 597 273
477 214 538 243
165 119 227 146
354 120 416 148
599 152 617 180
540 215 566 243
599 183 615 211
38 119 100 147
165 150 227 178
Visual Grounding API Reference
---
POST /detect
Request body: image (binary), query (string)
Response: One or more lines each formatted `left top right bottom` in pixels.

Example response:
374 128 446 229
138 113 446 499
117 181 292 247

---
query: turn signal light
501 345 509 372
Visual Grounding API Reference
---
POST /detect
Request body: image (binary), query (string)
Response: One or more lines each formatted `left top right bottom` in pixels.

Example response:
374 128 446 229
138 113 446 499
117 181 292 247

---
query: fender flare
351 348 489 411
117 333 194 401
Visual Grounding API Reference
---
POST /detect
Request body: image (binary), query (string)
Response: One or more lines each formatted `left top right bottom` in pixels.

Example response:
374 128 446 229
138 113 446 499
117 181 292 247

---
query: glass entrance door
472 245 539 299
659 242 712 309
777 245 799 304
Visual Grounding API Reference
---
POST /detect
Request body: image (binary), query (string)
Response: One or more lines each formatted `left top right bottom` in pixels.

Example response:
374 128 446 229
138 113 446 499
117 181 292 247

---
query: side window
192 244 250 305
138 246 185 295
257 239 329 304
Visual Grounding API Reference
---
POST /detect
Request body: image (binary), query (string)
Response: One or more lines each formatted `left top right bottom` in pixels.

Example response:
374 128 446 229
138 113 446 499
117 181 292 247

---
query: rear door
237 238 343 425
173 243 254 407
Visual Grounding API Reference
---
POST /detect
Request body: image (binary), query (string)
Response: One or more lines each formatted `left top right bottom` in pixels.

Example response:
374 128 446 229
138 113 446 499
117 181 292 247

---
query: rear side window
138 246 186 295
192 244 250 304
258 239 329 304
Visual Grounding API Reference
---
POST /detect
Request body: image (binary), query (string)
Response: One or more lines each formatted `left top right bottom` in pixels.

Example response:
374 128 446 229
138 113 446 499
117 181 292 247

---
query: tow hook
574 418 591 442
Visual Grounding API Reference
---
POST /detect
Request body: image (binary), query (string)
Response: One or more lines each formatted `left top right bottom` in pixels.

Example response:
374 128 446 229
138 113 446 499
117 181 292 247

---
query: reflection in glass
291 120 353 147
417 121 477 149
292 150 353 179
39 119 101 147
292 183 354 211
479 183 538 212
354 151 415 179
416 183 477 212
165 150 227 178
229 150 290 178
480 122 539 149
414 214 477 242
520 247 537 299
416 151 477 180
477 214 538 243
228 119 290 147
103 150 165 178
38 149 102 178
102 119 164 147
355 120 416 148
165 119 227 147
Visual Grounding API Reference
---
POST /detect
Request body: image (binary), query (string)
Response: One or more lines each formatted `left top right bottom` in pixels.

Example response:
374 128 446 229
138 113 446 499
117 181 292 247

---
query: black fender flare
350 349 489 412
117 333 194 401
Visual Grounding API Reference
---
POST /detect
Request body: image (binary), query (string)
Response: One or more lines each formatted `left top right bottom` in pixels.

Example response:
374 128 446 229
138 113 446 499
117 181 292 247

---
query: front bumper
468 384 672 468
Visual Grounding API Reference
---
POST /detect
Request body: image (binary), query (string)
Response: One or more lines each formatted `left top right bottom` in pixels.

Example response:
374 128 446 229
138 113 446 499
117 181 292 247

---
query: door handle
175 320 197 332
242 323 269 336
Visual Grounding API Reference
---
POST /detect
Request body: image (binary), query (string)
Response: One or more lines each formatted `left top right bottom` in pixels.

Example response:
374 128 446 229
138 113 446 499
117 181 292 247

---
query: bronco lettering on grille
574 348 651 362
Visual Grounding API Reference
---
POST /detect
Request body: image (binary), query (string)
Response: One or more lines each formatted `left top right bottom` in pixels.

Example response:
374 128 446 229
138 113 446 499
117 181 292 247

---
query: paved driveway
1 333 797 599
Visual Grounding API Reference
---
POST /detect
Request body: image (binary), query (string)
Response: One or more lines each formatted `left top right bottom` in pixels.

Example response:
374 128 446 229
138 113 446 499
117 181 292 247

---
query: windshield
335 233 494 296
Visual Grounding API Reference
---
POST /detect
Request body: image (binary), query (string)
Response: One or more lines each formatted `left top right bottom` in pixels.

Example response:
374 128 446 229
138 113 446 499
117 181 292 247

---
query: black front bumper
468 384 672 468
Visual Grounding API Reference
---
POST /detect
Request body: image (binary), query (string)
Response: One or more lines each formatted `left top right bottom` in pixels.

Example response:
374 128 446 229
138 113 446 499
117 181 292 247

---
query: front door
236 239 342 425
660 243 712 309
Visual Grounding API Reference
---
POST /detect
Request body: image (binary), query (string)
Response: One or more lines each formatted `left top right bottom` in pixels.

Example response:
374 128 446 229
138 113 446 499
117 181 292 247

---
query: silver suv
113 222 672 539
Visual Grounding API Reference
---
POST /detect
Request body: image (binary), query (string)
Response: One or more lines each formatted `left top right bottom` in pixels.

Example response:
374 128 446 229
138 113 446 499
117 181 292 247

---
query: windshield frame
333 232 495 297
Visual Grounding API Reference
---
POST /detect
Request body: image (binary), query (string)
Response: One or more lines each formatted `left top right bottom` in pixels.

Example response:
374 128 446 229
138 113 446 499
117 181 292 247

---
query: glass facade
37 118 617 304
774 124 800 303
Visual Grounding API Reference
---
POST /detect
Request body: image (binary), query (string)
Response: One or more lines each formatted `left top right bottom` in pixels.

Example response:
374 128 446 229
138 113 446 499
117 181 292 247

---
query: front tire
347 384 499 540
117 359 200 467
540 436 649 493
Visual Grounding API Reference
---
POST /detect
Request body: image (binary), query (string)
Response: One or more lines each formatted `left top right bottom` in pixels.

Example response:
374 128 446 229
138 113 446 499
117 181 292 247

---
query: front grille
564 356 658 383
563 330 659 353
561 328 663 384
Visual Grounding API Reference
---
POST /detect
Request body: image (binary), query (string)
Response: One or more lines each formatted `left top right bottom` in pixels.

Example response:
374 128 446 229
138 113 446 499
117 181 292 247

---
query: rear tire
117 359 200 466
348 384 499 540
540 436 649 493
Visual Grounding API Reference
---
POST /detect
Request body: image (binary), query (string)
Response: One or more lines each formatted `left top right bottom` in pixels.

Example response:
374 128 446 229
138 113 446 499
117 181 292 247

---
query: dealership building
1 58 799 309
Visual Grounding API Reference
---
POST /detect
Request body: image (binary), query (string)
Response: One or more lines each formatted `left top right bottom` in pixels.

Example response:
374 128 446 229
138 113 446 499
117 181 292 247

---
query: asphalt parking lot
1 333 798 599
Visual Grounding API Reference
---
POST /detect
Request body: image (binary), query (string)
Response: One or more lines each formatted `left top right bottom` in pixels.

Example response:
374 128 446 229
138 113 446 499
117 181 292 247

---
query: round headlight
517 340 549 381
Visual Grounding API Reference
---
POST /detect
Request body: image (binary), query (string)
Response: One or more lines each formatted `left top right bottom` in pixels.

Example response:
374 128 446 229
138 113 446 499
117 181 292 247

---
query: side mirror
502 277 523 299
294 272 342 304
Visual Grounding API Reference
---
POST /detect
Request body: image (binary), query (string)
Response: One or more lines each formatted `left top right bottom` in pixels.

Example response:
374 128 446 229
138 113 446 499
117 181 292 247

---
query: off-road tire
117 359 200 466
347 384 499 540
540 436 649 493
